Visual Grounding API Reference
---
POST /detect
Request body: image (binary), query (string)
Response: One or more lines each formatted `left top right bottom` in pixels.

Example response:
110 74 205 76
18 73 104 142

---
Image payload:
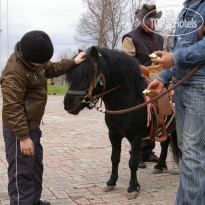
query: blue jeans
174 84 205 205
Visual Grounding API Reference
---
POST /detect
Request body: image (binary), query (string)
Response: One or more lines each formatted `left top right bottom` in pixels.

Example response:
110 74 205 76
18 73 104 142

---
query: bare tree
106 0 129 48
163 30 175 52
155 10 177 52
57 48 76 60
74 0 176 52
75 0 128 49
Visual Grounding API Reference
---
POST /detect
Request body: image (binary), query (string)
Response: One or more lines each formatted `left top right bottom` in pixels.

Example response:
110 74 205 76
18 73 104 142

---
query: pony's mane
65 52 96 86
95 48 145 89
66 47 146 92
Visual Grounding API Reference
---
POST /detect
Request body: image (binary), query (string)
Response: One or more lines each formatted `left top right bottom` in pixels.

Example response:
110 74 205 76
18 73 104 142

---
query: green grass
47 84 69 95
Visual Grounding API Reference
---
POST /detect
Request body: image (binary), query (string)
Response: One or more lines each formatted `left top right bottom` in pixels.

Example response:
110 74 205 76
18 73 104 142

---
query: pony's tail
169 130 181 166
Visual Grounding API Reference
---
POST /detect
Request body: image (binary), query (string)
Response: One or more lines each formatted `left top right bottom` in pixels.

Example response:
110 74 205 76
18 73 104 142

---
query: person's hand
147 79 165 98
74 52 86 64
140 65 149 77
151 51 174 69
140 65 147 69
20 138 34 155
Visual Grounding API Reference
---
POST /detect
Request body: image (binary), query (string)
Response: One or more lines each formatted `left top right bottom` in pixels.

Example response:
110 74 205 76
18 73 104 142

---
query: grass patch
47 84 68 95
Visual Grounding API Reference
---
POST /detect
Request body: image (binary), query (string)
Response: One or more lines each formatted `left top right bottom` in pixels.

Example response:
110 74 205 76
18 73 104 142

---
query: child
1 30 85 205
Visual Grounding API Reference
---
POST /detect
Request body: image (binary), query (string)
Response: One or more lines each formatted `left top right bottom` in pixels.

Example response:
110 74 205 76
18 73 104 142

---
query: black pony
64 46 180 199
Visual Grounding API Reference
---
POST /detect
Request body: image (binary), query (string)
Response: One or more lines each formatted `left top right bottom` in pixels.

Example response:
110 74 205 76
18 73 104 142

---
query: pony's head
64 46 145 115
64 47 103 114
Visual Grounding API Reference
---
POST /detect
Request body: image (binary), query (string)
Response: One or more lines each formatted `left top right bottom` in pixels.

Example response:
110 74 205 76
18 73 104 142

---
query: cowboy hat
135 4 162 24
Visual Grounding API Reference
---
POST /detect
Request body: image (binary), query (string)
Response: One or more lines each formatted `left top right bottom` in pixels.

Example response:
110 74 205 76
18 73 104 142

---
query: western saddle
141 66 175 142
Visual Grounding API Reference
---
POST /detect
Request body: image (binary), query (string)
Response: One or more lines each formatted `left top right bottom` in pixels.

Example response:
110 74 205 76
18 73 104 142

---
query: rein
100 26 205 114
99 64 200 115
89 83 124 101
93 26 205 114
67 63 200 115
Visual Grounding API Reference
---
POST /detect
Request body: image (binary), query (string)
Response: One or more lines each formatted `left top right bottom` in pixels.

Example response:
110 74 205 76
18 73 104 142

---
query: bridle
66 63 124 108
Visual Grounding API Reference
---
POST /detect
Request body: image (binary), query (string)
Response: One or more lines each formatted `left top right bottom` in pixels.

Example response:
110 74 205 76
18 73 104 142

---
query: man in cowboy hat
122 4 163 168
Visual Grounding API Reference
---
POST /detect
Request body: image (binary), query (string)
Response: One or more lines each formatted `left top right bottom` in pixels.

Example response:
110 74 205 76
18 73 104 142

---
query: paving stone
0 96 180 204
72 196 91 205
0 200 10 205
67 189 93 198
0 185 7 192
49 198 77 205
0 192 9 200
99 193 127 203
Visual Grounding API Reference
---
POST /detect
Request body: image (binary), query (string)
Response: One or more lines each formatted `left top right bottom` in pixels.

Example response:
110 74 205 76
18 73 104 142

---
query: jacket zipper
38 68 44 80
33 73 37 80
38 68 47 95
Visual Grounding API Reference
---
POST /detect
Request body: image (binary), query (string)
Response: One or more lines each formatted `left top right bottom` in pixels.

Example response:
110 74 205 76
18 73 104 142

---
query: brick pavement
0 95 179 205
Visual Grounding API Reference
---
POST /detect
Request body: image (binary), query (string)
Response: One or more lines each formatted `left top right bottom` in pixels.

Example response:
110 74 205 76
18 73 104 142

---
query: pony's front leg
153 137 170 173
104 131 122 192
127 139 141 200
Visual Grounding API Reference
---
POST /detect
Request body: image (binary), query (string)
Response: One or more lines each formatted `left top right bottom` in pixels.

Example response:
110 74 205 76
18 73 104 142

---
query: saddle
142 67 175 142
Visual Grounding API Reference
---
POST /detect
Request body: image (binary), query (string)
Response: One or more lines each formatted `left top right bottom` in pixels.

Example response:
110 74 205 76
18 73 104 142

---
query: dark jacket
122 25 164 66
1 42 75 140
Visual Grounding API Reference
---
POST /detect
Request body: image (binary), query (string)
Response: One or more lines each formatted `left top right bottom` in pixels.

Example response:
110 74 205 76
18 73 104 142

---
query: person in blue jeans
148 0 205 204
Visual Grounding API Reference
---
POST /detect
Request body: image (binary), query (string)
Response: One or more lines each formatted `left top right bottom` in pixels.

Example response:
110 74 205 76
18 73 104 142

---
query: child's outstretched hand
74 52 86 64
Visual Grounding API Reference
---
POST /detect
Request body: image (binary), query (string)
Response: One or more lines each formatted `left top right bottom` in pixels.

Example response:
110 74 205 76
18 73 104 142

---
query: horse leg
127 138 141 200
152 137 170 174
104 131 122 192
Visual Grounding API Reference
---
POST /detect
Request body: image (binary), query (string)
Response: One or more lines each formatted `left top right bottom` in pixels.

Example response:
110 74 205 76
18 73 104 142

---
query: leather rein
103 64 200 114
67 62 200 114
95 64 201 114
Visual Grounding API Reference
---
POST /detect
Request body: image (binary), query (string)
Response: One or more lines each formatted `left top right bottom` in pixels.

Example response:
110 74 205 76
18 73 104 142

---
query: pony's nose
64 104 69 110
64 97 72 110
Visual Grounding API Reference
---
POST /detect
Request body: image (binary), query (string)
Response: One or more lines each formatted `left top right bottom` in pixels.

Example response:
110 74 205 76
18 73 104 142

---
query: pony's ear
91 46 99 59
78 49 83 53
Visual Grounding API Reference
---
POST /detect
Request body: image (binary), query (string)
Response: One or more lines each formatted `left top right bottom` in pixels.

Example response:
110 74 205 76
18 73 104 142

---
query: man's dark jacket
122 25 164 66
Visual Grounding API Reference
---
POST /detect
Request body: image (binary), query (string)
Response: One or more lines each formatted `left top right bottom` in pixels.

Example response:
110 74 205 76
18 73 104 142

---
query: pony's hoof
152 168 163 174
152 164 168 174
127 191 138 200
103 185 115 192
